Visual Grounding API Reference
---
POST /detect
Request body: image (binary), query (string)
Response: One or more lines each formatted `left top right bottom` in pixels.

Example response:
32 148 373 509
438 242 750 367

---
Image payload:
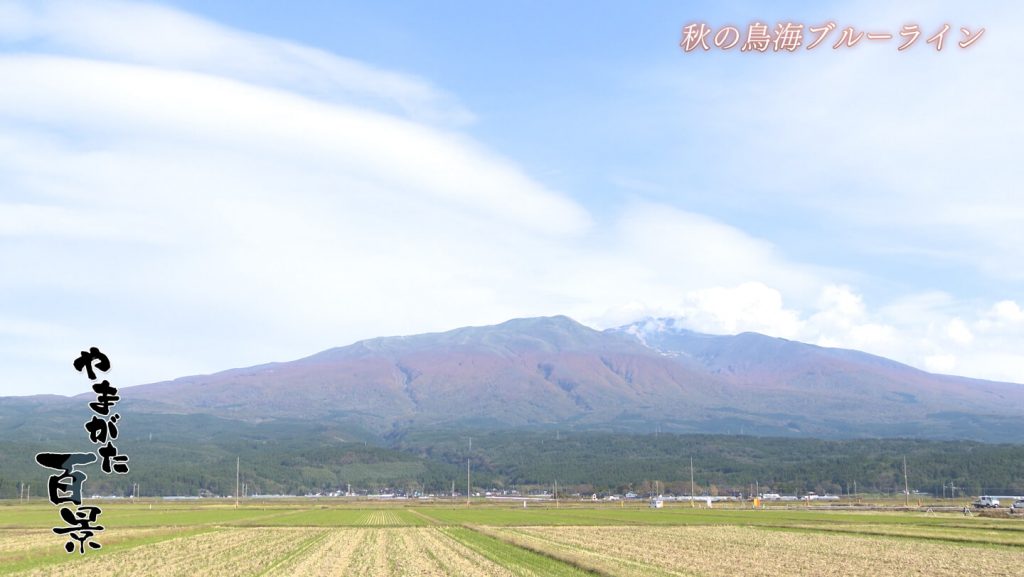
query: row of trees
3 430 1022 499
397 430 1024 496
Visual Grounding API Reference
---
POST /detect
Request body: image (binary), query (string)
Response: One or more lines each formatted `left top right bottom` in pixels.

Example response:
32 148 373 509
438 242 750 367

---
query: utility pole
235 456 240 509
554 480 559 508
466 459 471 506
903 456 910 507
690 457 695 508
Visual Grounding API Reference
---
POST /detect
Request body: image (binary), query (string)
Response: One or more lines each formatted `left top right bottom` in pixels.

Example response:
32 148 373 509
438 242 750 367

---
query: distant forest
3 419 1023 498
394 430 1024 497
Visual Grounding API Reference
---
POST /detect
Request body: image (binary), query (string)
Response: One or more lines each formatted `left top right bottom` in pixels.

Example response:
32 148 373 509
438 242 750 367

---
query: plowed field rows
5 505 1023 576
495 525 1024 577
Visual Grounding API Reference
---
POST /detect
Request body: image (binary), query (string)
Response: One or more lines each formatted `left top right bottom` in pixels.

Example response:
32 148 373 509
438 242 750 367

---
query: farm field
1 500 1023 576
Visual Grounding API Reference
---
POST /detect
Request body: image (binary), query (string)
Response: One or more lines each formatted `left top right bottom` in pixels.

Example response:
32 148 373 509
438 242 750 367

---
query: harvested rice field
2 501 1022 576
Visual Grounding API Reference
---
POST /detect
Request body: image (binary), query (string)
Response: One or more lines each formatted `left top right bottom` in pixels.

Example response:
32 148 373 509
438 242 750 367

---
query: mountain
5 316 1024 441
97 316 1024 441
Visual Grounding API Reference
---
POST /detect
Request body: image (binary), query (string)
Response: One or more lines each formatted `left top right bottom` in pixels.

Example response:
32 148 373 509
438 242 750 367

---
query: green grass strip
756 524 1024 551
406 508 442 525
484 526 688 577
0 526 220 575
444 526 603 577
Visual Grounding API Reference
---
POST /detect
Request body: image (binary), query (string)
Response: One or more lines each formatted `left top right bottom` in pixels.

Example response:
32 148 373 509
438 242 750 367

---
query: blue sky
1 0 1022 396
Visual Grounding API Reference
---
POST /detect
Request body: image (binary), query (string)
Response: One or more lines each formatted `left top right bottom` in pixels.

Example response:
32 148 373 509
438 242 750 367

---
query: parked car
972 496 1001 508
1012 499 1024 510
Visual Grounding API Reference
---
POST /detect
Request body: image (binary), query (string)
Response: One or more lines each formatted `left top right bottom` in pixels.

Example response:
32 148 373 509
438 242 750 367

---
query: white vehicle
972 496 1001 508
1012 499 1024 510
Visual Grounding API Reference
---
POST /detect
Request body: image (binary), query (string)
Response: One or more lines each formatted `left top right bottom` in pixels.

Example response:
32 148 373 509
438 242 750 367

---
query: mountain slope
123 316 725 433
613 318 1023 419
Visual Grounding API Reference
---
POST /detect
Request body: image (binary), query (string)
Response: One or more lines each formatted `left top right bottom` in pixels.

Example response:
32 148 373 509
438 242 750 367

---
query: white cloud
0 55 591 236
678 283 804 338
0 0 472 125
925 354 957 374
946 318 974 345
803 289 1024 382
589 282 805 339
659 283 805 338
811 285 866 330
991 300 1024 323
613 202 825 295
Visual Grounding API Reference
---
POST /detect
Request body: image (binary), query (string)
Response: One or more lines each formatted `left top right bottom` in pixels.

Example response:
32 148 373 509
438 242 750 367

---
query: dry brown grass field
2 499 1022 576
